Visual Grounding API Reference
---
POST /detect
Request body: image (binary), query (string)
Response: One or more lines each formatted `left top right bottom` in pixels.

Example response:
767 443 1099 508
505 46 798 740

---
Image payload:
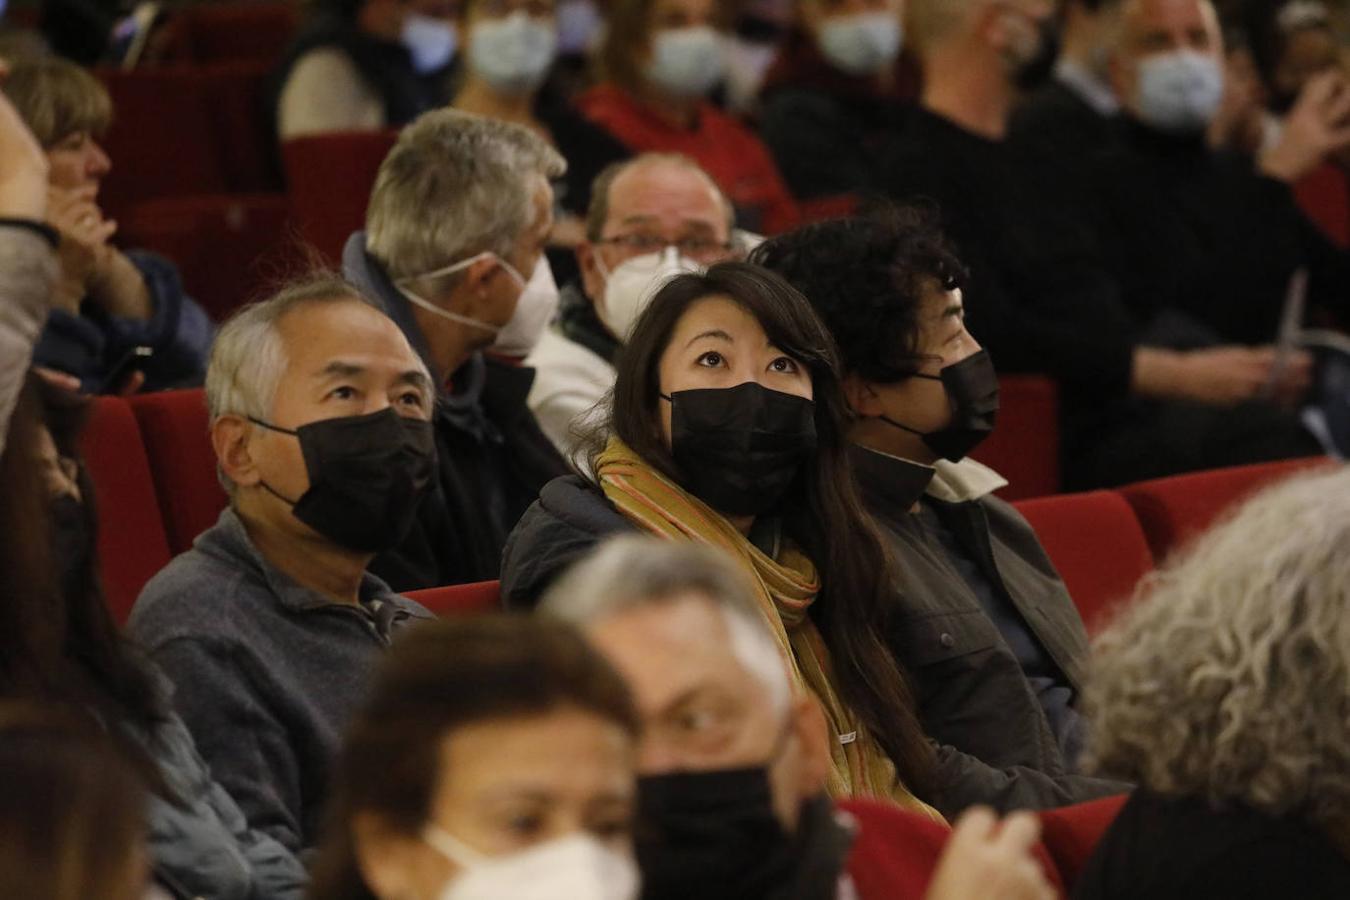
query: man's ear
842 375 884 418
789 694 833 797
212 415 260 490
576 241 607 309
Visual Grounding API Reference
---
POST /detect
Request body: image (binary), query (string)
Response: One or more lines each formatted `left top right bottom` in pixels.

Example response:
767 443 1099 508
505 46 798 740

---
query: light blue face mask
1133 50 1225 134
468 11 559 95
403 13 458 73
644 26 726 99
817 12 902 77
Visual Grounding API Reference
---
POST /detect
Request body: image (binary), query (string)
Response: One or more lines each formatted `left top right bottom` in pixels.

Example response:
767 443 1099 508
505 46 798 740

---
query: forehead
274 299 421 376
606 162 727 231
650 0 717 24
1125 0 1216 34
666 296 768 348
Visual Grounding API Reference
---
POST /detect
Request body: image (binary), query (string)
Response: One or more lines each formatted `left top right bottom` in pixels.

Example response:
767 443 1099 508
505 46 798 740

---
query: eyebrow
941 302 964 320
685 329 734 349
317 361 432 393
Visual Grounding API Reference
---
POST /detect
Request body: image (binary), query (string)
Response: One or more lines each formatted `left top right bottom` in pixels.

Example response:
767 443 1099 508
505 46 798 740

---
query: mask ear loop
243 416 302 505
423 825 488 868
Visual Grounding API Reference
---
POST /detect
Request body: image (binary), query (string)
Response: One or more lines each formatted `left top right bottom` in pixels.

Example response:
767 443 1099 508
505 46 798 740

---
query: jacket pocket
888 607 1002 669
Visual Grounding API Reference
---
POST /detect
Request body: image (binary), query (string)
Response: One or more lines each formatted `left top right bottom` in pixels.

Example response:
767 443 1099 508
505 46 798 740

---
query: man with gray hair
343 107 571 591
128 274 436 853
541 535 1058 900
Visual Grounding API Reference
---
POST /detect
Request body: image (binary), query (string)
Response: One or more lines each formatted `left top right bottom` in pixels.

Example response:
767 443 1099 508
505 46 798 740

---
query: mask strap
398 286 503 335
423 825 487 868
910 373 943 382
247 415 299 437
258 481 300 507
659 392 673 402
877 414 929 438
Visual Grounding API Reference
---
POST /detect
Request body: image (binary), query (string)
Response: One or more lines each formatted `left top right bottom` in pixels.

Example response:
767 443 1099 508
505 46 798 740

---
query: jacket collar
195 507 427 618
929 457 1008 504
852 444 1007 508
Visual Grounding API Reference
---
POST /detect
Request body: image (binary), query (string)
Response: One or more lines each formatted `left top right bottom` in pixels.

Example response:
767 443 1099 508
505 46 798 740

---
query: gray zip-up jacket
128 509 433 854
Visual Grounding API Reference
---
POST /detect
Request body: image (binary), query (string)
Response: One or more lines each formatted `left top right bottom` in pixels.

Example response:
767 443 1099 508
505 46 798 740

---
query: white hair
365 109 566 284
539 535 793 717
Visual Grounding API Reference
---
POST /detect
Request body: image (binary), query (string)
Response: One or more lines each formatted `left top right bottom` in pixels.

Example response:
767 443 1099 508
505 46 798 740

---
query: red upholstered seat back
1037 794 1130 892
405 581 502 615
80 397 173 623
970 375 1060 501
282 130 399 263
165 2 301 65
1293 162 1350 249
1014 491 1154 635
1118 457 1333 562
129 389 227 555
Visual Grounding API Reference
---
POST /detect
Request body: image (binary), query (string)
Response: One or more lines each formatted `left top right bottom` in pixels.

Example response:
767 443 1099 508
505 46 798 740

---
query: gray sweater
128 509 432 854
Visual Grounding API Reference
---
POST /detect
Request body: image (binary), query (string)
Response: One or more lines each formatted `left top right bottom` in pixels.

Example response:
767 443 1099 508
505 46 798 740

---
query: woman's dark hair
0 701 149 900
750 207 969 385
588 261 935 795
308 616 641 900
0 376 163 735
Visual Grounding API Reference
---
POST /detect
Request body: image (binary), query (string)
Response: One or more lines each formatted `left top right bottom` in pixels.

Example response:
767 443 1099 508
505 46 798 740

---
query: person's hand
1259 71 1350 183
1176 346 1301 406
0 82 49 220
47 185 116 313
924 807 1056 900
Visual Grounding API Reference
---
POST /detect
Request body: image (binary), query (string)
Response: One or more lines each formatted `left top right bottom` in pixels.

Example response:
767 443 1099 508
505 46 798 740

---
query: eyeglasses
597 233 735 261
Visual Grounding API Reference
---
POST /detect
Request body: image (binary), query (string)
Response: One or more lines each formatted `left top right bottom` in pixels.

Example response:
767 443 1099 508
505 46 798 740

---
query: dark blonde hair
2 57 112 148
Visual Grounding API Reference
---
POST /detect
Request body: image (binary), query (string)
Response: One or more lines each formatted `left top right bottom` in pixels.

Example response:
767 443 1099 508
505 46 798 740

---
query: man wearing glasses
526 152 740 459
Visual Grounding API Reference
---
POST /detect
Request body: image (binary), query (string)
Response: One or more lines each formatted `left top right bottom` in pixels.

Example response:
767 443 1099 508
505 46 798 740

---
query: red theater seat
1038 795 1130 892
80 397 173 622
1014 491 1154 635
161 3 301 65
405 581 502 615
129 389 227 555
971 375 1059 501
282 130 398 263
1118 457 1334 562
1294 162 1350 250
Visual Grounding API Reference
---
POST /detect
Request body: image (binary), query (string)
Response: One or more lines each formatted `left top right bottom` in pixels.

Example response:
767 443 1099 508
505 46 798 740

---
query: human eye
590 811 634 841
328 385 359 401
768 356 801 374
678 238 718 256
505 811 547 839
696 351 725 368
396 389 427 411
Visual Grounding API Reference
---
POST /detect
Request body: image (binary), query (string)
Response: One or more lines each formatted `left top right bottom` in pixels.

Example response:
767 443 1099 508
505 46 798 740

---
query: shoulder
285 46 365 88
527 330 615 391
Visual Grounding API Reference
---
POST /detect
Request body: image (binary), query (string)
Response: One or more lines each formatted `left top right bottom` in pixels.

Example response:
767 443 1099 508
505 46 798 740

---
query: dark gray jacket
855 448 1127 815
128 509 433 853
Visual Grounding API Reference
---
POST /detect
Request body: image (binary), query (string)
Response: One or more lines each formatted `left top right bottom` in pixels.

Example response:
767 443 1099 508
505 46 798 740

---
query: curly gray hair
1083 465 1350 829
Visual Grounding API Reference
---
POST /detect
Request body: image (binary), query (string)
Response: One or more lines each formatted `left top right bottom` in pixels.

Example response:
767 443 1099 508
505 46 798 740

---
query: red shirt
576 83 802 235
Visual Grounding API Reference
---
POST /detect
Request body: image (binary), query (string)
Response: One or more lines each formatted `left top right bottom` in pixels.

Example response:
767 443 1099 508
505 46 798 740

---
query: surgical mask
468 12 559 94
397 251 528 336
817 12 902 77
644 26 726 99
1133 50 1225 134
876 350 1000 462
403 13 458 73
249 408 437 553
662 382 817 516
492 255 560 357
424 827 640 900
595 246 701 341
557 0 603 54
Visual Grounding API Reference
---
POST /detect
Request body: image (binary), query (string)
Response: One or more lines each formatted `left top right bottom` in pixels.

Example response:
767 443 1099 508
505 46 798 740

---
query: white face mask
492 254 560 357
1133 50 1225 134
425 826 640 900
817 12 902 77
594 246 702 341
396 251 528 336
643 26 726 99
557 0 604 55
403 13 458 74
468 12 560 95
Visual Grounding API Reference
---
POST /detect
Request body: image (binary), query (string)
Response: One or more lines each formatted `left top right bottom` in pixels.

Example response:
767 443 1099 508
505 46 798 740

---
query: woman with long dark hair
502 261 937 813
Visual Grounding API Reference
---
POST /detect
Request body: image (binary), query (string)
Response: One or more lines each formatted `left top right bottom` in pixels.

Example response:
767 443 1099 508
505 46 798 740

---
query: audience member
526 153 737 457
345 110 569 589
449 0 630 223
307 616 642 900
504 262 943 816
757 0 916 202
0 88 306 898
888 0 1321 488
3 56 212 394
0 704 150 900
273 0 458 141
1246 0 1342 125
1093 0 1350 346
754 211 1130 813
1076 464 1350 898
128 276 437 854
542 535 1060 900
1011 0 1124 162
578 0 801 233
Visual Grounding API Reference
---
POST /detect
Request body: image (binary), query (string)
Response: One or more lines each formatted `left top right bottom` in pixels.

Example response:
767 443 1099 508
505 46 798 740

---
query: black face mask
662 382 817 517
249 408 437 553
879 350 1000 462
635 767 797 900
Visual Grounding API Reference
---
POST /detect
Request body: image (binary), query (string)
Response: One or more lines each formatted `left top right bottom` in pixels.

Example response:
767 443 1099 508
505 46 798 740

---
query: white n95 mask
595 247 702 341
425 826 640 900
492 254 561 357
468 11 559 95
643 26 726 99
817 12 902 77
1133 50 1225 134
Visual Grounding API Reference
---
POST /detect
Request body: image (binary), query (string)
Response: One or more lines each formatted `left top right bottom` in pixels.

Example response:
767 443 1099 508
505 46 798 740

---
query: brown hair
594 0 731 90
585 262 937 796
308 616 640 900
1 57 112 148
0 702 148 900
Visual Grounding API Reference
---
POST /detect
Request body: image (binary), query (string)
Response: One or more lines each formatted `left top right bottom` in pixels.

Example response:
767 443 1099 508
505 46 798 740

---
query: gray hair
539 535 792 716
1084 465 1350 829
365 109 566 283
